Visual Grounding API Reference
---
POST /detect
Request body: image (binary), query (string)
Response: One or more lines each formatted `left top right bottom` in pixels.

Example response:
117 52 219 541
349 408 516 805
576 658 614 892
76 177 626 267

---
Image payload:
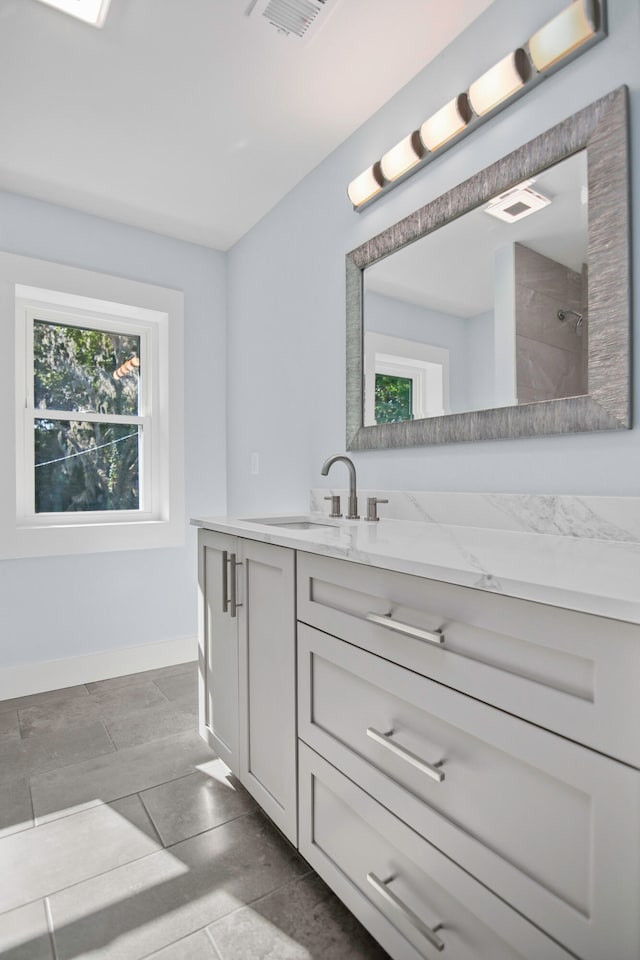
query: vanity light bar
347 0 605 210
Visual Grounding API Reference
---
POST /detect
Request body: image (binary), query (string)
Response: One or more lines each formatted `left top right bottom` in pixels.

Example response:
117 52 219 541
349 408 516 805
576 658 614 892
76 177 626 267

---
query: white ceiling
0 0 494 250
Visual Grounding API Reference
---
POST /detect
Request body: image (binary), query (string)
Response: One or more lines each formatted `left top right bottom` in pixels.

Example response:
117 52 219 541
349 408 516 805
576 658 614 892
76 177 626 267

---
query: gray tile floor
0 662 390 959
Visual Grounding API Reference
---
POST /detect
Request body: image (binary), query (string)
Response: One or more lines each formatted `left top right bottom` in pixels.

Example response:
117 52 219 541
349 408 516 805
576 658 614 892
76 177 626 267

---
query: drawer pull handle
229 553 242 619
367 872 445 952
365 612 444 646
367 727 445 783
221 550 229 613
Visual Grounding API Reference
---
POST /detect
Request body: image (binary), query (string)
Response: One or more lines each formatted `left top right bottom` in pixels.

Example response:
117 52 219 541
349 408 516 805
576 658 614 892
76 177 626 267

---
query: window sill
1 515 185 559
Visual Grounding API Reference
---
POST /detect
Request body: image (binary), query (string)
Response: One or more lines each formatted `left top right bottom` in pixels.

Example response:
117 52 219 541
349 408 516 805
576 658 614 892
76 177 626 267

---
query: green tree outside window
375 373 414 424
33 320 141 512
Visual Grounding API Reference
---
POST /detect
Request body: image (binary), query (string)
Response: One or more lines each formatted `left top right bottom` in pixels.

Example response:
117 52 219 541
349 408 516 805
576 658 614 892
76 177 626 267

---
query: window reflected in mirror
364 332 448 426
363 149 588 425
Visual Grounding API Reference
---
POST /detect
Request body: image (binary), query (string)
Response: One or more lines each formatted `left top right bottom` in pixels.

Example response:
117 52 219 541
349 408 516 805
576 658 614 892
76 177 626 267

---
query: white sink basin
243 516 337 531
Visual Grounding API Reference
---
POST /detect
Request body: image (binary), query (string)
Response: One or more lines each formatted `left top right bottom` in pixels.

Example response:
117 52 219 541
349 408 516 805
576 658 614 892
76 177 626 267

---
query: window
0 252 184 558
25 310 146 517
364 333 450 427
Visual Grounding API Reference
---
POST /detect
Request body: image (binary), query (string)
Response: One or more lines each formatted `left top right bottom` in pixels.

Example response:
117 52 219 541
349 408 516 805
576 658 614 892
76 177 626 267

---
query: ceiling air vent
246 0 336 42
484 180 552 224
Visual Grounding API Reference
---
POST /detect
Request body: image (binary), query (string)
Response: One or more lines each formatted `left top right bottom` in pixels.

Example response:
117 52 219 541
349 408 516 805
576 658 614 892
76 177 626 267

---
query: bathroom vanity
193 511 640 960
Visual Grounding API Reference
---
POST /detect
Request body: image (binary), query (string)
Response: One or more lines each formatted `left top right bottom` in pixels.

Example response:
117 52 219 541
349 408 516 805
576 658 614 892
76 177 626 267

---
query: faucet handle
365 497 388 522
324 495 342 518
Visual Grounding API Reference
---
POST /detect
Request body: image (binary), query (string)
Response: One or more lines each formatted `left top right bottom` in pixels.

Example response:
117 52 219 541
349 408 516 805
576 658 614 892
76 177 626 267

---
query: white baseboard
0 636 197 701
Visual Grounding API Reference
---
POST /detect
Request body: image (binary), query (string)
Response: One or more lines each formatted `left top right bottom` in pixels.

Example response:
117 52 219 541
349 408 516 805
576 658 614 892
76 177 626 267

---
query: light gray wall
0 191 227 669
365 291 469 413
493 244 518 408
466 310 495 413
226 0 640 510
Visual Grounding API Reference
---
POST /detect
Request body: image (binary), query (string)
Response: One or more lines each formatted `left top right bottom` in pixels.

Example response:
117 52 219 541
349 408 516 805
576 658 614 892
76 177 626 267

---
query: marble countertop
191 513 640 624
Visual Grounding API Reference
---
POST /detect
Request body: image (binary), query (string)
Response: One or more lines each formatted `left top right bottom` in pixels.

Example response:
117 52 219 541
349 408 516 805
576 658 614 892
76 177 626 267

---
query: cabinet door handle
365 612 444 646
367 872 445 952
366 727 445 783
229 553 242 618
221 550 229 613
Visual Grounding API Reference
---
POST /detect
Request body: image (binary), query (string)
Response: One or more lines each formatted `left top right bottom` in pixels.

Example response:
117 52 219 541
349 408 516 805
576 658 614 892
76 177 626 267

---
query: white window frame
364 332 450 426
0 252 184 558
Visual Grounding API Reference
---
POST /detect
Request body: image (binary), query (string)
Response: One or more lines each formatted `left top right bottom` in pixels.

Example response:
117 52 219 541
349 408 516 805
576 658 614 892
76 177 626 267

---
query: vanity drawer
297 552 640 766
298 623 640 960
299 742 574 960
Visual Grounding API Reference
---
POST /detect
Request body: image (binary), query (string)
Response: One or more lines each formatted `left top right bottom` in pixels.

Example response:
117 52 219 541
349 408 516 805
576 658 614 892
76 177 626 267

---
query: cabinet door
198 529 239 774
238 539 297 843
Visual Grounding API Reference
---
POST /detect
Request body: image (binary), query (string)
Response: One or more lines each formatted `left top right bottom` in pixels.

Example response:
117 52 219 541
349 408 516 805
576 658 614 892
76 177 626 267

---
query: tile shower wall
514 243 587 403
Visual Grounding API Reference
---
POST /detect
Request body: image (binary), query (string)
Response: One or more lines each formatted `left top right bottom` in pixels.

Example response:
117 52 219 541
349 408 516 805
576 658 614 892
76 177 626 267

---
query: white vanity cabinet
197 529 297 843
197 527 640 960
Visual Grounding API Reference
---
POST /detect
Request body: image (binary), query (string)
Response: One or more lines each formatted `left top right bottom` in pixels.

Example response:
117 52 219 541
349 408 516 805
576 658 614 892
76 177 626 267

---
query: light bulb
529 0 599 72
468 50 530 117
347 164 385 207
420 95 472 152
380 132 424 182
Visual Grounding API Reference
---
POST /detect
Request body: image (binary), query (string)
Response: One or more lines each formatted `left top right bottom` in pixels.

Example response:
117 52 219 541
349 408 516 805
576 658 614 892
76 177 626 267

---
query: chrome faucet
320 454 359 519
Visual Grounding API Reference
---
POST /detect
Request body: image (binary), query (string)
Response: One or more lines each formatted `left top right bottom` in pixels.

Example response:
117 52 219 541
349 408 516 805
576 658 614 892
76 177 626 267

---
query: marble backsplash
310 489 640 543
